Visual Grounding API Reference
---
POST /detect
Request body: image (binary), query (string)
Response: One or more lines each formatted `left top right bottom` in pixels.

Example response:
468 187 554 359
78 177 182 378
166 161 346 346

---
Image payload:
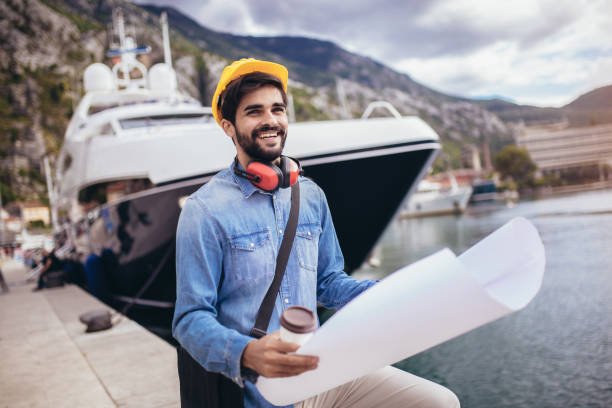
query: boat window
78 178 153 210
61 154 72 173
472 181 497 194
88 99 157 115
79 122 116 138
119 113 213 129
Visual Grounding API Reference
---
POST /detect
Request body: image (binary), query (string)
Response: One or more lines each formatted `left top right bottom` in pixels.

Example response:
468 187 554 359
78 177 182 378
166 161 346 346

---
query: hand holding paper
256 217 546 405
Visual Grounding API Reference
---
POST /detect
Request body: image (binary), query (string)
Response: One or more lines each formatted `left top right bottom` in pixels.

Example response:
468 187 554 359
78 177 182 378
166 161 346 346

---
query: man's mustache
252 125 285 137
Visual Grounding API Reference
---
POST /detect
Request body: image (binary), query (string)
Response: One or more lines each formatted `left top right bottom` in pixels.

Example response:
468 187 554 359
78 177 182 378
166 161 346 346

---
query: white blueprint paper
256 217 546 405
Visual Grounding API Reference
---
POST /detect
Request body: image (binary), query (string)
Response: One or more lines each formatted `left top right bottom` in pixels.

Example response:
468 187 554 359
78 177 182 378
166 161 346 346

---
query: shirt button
284 299 289 303
250 243 254 247
307 231 311 236
279 229 283 234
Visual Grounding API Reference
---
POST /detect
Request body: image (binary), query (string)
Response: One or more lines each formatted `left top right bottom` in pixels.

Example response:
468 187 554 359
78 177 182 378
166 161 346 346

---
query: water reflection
353 189 612 408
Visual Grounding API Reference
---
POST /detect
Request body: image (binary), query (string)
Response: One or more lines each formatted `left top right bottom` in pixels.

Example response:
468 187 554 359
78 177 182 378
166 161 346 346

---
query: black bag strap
250 182 300 338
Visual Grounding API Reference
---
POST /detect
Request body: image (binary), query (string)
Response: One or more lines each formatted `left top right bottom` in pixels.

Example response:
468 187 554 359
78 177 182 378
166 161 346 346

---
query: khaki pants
295 366 460 408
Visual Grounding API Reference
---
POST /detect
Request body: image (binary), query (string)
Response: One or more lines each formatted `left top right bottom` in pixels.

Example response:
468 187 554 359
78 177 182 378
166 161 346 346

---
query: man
33 248 62 291
173 58 459 408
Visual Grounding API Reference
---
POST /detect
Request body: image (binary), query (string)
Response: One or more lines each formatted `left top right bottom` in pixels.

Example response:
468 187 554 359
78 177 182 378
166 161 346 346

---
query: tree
493 145 537 187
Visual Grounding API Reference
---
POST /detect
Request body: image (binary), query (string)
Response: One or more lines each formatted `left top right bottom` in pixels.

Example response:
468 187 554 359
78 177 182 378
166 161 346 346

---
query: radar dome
149 63 177 92
84 63 115 92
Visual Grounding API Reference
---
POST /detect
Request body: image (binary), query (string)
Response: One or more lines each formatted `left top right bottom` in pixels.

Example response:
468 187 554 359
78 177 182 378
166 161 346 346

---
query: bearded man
172 58 460 408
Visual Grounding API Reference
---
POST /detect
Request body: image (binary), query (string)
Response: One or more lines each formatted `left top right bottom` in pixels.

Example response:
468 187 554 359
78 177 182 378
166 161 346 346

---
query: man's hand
241 331 318 378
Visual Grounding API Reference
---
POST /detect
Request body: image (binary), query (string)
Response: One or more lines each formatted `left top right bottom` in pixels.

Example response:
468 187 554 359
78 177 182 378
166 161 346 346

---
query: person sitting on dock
33 248 63 291
172 58 460 408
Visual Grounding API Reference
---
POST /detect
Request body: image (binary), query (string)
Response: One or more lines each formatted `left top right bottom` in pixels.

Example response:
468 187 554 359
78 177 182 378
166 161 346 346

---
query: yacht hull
70 143 438 340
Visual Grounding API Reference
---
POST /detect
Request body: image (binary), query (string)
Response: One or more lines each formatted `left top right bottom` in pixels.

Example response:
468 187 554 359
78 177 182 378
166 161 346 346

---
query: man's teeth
259 132 278 139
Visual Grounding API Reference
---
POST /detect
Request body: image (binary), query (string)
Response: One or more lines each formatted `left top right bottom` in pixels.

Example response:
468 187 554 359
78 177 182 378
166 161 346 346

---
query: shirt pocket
295 223 321 272
229 229 275 282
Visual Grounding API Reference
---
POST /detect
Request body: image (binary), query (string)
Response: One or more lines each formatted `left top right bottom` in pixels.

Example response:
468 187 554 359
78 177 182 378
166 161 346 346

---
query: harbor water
353 188 612 408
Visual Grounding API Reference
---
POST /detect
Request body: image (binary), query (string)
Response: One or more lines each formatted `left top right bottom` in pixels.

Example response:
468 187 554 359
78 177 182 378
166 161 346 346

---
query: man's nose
262 109 279 126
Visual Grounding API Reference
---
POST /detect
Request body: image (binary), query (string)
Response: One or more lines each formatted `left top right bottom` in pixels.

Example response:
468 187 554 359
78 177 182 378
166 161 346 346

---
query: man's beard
235 125 287 162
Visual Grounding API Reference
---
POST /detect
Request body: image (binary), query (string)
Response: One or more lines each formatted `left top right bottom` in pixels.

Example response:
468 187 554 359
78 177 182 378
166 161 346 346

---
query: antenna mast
161 12 173 69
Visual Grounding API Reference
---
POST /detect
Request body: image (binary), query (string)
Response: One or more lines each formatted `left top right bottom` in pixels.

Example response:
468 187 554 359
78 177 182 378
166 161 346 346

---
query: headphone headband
233 160 261 183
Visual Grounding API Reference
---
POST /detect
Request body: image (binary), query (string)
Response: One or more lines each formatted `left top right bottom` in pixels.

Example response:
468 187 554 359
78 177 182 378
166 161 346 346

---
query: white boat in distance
401 176 472 218
52 11 441 338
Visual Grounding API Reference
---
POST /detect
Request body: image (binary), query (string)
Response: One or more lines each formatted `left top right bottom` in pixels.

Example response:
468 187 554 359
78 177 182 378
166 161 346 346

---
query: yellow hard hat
211 58 288 126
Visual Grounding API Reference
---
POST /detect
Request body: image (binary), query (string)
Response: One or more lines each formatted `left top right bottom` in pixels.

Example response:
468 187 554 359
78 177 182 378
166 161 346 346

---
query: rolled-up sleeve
315 187 377 309
172 196 252 386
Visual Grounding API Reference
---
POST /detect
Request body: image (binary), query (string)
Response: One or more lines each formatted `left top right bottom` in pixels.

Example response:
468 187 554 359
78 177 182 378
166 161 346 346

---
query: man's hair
218 72 288 126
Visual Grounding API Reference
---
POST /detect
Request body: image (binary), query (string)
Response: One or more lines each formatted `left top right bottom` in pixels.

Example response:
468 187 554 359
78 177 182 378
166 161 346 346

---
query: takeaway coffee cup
279 306 317 346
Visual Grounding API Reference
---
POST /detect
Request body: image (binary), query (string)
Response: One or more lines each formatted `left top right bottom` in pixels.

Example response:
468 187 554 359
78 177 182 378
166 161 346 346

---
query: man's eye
247 110 259 115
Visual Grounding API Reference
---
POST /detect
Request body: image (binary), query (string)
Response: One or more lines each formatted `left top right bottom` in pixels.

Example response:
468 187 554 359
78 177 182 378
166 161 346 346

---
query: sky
134 0 612 107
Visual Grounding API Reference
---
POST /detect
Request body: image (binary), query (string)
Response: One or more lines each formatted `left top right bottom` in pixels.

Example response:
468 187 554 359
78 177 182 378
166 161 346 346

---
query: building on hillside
462 145 482 172
518 122 612 181
4 217 23 232
22 202 51 226
4 202 50 227
461 141 494 173
1 208 22 233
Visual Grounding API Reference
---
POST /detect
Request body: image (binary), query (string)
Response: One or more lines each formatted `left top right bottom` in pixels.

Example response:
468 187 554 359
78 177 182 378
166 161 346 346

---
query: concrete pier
0 260 179 407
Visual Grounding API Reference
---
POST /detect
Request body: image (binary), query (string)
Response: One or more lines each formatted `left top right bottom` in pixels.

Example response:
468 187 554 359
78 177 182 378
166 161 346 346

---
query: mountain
1 0 606 204
564 85 612 110
142 5 432 94
561 85 612 126
472 85 612 127
471 94 516 103
472 98 565 124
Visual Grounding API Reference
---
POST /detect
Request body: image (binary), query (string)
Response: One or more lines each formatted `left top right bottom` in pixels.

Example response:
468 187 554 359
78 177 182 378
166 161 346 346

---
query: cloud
391 0 612 106
177 0 584 61
133 0 612 106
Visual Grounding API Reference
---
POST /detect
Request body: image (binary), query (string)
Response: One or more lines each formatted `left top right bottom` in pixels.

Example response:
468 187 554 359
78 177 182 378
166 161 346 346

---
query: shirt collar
230 159 267 199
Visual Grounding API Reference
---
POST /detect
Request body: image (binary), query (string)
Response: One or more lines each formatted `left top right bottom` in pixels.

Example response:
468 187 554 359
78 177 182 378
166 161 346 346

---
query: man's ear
221 118 236 139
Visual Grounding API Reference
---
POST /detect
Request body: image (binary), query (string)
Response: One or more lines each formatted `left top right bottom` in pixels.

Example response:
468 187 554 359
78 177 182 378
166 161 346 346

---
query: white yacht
401 176 472 217
53 12 441 337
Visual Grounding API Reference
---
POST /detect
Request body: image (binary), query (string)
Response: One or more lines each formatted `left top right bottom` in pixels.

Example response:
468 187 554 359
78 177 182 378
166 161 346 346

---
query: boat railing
361 101 403 120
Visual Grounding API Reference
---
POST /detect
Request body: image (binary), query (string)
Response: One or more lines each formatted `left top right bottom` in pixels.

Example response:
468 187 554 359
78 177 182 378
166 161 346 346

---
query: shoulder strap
250 182 300 338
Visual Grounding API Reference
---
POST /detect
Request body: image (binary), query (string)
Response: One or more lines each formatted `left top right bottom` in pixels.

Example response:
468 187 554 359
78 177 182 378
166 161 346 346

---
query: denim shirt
173 161 377 408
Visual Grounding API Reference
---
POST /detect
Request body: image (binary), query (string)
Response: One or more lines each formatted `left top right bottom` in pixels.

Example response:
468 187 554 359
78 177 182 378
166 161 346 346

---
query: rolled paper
256 217 546 405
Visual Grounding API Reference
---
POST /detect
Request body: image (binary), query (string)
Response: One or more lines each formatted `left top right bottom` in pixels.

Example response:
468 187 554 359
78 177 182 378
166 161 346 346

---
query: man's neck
236 152 281 169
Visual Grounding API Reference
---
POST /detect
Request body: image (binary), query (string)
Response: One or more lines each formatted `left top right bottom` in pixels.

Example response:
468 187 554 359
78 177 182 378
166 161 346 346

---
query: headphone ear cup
246 161 282 191
289 158 300 186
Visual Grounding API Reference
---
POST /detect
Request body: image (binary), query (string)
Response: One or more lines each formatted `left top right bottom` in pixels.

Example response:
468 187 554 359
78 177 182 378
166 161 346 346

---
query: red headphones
234 156 302 192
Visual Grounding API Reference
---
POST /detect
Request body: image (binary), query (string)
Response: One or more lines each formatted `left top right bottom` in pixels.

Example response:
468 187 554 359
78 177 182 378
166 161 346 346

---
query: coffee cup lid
280 306 317 334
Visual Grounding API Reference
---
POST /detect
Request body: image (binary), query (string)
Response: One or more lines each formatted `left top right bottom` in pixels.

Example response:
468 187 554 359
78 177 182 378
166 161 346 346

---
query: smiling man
225 82 288 163
172 58 460 408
